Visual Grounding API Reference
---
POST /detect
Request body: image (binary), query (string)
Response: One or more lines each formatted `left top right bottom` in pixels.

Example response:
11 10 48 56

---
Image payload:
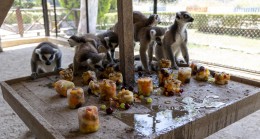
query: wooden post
73 9 79 28
16 7 24 37
117 0 135 86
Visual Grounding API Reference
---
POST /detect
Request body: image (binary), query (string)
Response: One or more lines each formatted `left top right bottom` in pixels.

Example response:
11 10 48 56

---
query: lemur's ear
176 12 181 19
53 48 59 54
35 49 41 55
104 37 110 46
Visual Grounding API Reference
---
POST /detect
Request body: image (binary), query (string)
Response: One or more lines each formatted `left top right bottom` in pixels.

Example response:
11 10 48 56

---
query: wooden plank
5 72 57 85
117 0 135 86
0 82 65 139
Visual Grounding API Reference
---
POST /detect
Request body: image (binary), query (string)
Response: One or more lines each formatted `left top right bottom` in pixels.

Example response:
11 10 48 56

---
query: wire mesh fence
0 8 45 38
1 0 260 72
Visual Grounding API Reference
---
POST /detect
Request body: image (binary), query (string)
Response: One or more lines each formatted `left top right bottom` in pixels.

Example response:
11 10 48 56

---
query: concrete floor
0 43 259 139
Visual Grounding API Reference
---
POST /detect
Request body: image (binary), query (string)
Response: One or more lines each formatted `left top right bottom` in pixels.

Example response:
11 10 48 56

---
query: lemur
110 11 161 43
73 38 106 75
134 13 161 42
163 11 194 69
96 30 119 63
68 33 102 49
138 26 166 71
31 42 62 79
110 11 147 34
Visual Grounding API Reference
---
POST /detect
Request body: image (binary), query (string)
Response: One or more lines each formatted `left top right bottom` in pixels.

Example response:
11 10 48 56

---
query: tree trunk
77 0 98 35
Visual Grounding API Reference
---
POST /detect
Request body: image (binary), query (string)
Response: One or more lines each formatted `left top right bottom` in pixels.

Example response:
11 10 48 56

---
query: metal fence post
42 0 50 36
86 0 89 33
153 0 157 14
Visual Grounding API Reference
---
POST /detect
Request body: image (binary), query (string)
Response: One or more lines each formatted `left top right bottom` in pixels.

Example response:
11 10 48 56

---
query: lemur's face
152 14 161 26
148 14 161 26
155 36 164 46
104 37 119 50
150 29 165 46
35 48 58 65
68 38 77 47
175 11 194 23
108 42 118 50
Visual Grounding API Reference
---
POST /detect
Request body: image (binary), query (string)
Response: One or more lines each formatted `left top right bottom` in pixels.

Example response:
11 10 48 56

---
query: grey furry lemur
110 11 161 43
163 11 194 69
68 35 106 75
31 42 62 79
96 30 119 63
134 13 161 42
138 26 166 71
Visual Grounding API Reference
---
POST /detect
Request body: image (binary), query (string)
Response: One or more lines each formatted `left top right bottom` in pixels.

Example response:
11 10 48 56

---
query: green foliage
58 0 80 9
98 0 112 20
4 12 34 24
34 0 42 7
13 0 35 8
110 0 117 12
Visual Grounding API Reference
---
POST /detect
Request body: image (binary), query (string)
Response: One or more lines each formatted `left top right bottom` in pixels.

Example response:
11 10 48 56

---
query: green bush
58 0 80 9
4 12 34 24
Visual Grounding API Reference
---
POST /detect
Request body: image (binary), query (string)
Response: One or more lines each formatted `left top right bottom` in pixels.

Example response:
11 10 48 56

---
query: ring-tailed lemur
163 11 194 69
31 42 62 79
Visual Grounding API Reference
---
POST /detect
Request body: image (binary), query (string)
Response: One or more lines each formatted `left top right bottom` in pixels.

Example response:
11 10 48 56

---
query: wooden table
1 71 260 139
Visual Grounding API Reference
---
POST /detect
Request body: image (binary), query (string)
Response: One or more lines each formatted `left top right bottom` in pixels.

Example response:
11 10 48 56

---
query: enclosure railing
0 7 80 39
1 7 260 39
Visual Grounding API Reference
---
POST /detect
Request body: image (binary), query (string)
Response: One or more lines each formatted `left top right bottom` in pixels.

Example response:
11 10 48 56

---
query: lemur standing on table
163 11 194 69
96 30 119 63
134 13 161 42
110 11 161 43
137 26 166 71
110 11 148 34
69 37 106 75
31 42 62 79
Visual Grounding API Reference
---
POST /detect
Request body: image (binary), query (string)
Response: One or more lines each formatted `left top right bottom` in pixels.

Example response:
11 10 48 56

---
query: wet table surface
2 70 260 139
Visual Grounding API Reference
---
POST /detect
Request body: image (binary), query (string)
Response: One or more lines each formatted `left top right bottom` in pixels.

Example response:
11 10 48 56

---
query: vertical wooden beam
117 0 135 86
16 7 24 37
42 0 50 36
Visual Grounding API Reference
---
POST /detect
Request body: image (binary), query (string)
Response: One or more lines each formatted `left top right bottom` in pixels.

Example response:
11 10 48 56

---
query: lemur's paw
31 72 38 80
56 68 64 72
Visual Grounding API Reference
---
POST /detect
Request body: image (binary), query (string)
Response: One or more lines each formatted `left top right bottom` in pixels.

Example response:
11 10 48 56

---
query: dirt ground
0 43 259 139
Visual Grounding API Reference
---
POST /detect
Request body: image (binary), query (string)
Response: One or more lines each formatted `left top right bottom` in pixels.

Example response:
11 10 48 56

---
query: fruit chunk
54 80 75 97
137 77 153 97
67 87 85 109
78 106 99 133
106 107 114 114
146 98 153 103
